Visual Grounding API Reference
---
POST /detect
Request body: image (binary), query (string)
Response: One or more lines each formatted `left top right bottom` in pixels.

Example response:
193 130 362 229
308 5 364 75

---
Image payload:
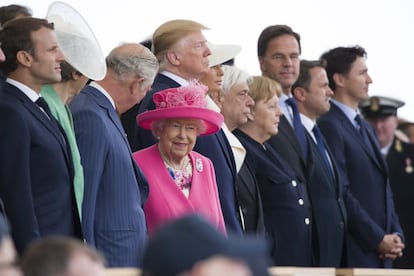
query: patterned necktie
285 97 308 159
354 114 375 155
312 124 334 179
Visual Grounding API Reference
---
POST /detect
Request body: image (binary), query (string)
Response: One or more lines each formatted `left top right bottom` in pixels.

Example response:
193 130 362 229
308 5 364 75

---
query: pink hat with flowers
137 82 224 135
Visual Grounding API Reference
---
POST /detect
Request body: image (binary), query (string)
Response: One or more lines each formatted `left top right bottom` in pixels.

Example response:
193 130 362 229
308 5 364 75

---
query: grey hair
106 44 159 89
221 65 252 96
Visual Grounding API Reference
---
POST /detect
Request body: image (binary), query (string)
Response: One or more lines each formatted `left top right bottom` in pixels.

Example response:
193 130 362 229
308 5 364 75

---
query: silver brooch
196 158 203 172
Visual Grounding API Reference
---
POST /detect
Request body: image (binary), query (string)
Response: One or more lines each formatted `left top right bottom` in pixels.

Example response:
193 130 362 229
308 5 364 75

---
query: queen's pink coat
133 144 226 235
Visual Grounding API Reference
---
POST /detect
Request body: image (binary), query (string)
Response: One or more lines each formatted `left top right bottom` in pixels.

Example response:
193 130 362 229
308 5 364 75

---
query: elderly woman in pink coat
133 82 226 236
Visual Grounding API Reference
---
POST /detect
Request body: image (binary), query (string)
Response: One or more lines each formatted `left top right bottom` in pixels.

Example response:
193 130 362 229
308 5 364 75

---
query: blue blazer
267 116 308 182
136 73 243 234
306 131 347 267
318 102 403 268
234 129 313 266
0 83 82 253
70 86 149 267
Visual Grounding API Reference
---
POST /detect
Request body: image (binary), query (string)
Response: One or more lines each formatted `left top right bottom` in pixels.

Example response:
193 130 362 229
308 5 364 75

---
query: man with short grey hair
70 42 159 267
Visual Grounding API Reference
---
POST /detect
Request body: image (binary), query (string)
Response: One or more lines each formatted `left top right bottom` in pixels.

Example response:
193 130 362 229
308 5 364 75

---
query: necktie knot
36 97 53 119
354 114 362 129
285 97 299 112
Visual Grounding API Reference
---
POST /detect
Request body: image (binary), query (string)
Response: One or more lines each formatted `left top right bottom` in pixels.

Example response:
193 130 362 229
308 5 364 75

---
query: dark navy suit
234 129 313 266
318 102 403 268
0 82 82 253
136 73 243 234
267 116 308 183
70 85 149 267
305 130 347 267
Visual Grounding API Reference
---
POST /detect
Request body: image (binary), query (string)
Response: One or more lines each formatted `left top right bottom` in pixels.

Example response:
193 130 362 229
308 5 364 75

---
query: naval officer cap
360 95 405 118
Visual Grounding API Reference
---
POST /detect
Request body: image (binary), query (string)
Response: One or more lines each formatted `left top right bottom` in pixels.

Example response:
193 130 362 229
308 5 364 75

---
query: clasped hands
377 234 405 260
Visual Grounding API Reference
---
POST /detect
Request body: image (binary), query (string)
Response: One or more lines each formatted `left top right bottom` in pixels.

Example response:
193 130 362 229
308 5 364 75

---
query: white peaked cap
46 1 106 80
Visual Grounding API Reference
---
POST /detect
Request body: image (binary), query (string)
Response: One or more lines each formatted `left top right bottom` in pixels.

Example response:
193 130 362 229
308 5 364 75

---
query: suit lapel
363 120 388 171
10 86 71 158
279 116 307 164
5 84 74 179
216 129 237 179
19 94 67 150
331 104 384 171
88 87 131 150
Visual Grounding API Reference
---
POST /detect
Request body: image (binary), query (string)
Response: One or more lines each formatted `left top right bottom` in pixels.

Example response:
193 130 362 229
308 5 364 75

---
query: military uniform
386 138 414 268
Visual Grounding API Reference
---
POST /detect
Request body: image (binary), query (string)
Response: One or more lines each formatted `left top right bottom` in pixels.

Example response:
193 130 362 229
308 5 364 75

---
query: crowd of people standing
0 2 413 275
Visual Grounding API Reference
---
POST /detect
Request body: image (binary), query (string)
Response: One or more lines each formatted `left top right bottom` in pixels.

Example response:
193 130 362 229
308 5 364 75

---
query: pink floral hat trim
137 81 224 135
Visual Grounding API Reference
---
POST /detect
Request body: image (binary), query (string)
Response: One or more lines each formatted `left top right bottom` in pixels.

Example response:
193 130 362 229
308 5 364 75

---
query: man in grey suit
70 43 158 267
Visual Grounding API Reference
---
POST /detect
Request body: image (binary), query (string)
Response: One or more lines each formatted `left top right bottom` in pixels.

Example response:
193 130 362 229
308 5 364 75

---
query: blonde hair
152 19 208 67
248 76 282 103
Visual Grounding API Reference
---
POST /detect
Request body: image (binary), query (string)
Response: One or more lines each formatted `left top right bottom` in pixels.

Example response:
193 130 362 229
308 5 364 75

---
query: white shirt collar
330 99 360 128
160 71 189 87
6 78 40 102
381 141 393 156
299 113 317 142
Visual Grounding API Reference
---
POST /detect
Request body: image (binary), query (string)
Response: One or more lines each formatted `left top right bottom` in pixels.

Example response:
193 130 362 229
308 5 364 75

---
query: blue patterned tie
285 97 308 159
354 114 375 155
312 124 334 179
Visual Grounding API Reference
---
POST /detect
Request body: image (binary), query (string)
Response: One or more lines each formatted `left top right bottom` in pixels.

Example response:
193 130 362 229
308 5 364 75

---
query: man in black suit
0 17 82 253
292 59 347 267
361 96 414 268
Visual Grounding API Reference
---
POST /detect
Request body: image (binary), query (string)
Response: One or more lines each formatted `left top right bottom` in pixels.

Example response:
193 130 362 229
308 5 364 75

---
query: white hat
207 42 241 67
46 1 106 80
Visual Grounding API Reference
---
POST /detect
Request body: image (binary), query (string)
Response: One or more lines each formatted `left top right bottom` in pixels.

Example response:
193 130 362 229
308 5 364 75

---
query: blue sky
5 0 414 121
